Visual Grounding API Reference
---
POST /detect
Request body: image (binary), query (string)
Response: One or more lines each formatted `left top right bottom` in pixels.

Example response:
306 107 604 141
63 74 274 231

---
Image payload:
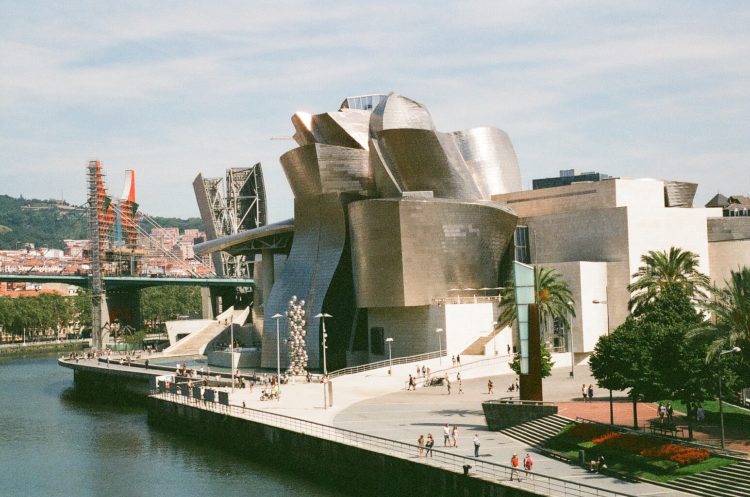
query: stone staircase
498 414 571 447
654 459 750 497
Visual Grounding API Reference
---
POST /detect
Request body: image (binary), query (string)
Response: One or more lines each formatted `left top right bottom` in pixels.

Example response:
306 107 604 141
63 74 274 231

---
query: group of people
506 378 520 392
442 423 460 448
657 401 675 423
416 434 435 457
581 384 595 402
509 453 534 481
451 355 462 367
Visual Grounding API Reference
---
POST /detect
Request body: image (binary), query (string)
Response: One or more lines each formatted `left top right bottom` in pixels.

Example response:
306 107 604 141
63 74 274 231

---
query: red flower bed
640 444 710 465
591 431 620 444
588 430 710 466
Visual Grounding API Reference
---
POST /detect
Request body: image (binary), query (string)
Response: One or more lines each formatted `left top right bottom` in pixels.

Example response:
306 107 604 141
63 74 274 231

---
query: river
0 356 350 497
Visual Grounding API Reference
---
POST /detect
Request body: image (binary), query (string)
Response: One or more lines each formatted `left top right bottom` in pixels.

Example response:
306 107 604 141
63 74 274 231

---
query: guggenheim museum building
195 93 750 373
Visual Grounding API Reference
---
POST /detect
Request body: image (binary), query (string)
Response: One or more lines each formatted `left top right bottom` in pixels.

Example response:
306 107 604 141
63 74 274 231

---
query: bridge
0 274 254 289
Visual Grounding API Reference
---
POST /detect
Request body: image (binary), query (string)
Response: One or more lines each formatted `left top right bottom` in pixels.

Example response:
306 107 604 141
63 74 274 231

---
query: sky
1 1 748 221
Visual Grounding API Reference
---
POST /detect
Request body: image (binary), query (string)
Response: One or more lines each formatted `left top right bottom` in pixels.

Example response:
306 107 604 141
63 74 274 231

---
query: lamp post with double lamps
718 346 741 450
386 337 394 375
272 313 284 388
229 319 236 392
315 313 332 409
436 328 444 365
592 295 613 425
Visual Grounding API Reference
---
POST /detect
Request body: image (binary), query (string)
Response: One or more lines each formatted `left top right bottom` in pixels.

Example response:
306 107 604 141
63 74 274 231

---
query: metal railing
152 391 637 497
328 349 445 379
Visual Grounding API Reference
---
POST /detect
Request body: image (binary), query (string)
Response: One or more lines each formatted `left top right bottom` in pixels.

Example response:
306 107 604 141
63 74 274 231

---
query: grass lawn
616 455 736 482
668 399 750 417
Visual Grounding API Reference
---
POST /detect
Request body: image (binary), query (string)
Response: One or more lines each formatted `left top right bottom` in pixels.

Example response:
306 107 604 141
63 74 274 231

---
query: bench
648 420 685 438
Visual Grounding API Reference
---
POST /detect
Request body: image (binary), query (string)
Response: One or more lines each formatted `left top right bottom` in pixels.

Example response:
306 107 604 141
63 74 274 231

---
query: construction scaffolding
87 160 108 350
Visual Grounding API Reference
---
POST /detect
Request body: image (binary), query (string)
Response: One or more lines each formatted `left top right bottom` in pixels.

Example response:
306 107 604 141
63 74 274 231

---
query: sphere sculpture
285 295 308 376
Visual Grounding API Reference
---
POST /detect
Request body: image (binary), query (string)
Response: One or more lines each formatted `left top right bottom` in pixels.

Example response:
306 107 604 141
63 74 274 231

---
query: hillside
0 195 203 249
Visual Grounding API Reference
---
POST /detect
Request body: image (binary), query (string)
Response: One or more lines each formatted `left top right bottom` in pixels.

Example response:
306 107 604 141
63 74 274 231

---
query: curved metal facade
349 198 517 308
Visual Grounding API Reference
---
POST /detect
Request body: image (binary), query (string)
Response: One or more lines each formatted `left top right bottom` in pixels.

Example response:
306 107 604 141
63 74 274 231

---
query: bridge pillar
106 287 142 330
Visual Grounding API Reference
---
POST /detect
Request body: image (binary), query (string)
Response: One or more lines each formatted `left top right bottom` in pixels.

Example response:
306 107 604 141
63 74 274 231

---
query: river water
0 356 350 497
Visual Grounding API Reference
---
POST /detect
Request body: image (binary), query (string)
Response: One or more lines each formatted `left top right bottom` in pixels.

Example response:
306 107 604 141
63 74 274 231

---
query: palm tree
497 267 576 337
628 246 710 315
689 266 750 364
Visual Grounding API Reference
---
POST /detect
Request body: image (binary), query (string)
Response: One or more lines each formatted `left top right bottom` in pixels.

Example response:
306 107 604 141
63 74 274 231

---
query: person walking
487 379 494 394
408 374 416 391
456 354 461 366
510 453 521 482
587 384 594 401
458 378 464 394
417 434 425 458
666 401 674 423
443 423 451 447
582 384 587 402
425 433 434 457
445 374 452 395
451 425 459 448
523 453 533 478
473 434 480 457
658 402 666 422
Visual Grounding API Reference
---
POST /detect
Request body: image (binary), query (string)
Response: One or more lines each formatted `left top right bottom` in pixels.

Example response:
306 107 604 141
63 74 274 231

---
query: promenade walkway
61 353 743 496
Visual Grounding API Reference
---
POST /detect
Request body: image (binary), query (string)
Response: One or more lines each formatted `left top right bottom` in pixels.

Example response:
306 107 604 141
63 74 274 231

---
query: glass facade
515 226 530 263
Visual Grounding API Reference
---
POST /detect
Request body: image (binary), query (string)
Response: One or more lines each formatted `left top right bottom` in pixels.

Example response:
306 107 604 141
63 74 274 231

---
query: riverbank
0 340 87 358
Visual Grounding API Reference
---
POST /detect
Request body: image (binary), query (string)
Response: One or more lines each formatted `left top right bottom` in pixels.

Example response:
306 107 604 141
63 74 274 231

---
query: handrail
328 350 445 379
485 398 558 407
152 391 638 497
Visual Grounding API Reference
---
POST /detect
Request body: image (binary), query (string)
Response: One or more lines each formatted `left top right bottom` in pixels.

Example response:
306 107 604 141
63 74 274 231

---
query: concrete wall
542 261 608 353
148 398 537 497
444 302 495 356
482 400 558 431
709 239 750 287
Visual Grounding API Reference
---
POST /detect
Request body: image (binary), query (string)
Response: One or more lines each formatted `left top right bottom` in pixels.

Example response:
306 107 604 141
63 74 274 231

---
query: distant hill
0 195 204 249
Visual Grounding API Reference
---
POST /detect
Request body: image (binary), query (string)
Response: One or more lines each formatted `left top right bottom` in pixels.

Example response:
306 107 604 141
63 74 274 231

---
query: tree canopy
627 246 710 315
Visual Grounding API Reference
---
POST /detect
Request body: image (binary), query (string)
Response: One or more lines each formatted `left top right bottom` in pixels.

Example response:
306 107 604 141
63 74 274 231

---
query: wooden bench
648 420 685 438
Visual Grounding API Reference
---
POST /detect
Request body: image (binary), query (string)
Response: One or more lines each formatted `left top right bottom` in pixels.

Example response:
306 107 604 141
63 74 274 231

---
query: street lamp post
492 321 500 355
230 319 235 393
315 313 332 409
385 337 394 375
272 313 284 389
593 296 613 425
436 328 444 365
719 346 741 450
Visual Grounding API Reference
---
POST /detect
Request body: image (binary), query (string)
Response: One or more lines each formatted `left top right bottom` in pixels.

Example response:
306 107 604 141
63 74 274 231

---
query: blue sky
1 1 748 220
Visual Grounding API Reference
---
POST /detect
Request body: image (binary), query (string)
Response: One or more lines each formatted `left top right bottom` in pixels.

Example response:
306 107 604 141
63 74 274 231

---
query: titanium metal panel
280 144 374 198
260 193 356 370
663 181 698 208
349 198 518 308
369 93 436 136
375 129 483 200
368 138 403 197
451 127 523 196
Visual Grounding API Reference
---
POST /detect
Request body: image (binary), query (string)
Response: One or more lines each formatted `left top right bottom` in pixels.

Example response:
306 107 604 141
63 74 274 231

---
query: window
515 226 530 263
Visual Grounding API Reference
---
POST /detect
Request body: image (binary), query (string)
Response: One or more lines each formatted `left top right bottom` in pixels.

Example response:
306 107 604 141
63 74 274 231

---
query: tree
627 246 710 315
141 286 201 329
689 266 750 364
509 344 555 379
590 319 654 429
591 287 713 434
497 267 576 335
